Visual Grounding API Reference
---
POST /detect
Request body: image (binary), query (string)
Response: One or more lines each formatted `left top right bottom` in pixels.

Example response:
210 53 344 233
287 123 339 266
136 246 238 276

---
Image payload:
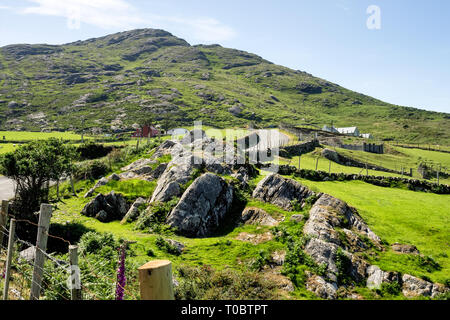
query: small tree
0 139 78 239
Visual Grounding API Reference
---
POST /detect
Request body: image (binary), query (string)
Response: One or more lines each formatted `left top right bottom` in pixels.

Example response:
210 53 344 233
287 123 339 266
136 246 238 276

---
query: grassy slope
0 29 448 144
292 178 450 283
332 145 450 184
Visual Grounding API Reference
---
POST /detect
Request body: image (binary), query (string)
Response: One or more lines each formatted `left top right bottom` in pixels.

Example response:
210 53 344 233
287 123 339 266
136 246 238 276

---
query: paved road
0 176 15 201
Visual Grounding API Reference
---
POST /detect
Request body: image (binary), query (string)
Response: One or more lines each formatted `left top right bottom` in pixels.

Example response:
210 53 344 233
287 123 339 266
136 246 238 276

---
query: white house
361 133 373 139
336 127 360 137
322 125 339 133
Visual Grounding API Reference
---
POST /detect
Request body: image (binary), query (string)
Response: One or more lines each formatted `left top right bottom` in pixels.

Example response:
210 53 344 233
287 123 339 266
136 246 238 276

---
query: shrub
74 160 108 180
78 232 118 255
155 237 180 256
174 265 279 300
77 142 114 160
134 198 179 232
379 282 402 296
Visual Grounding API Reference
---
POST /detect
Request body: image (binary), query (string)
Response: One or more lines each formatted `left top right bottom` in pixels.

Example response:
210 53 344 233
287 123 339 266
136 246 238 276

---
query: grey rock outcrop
121 197 147 224
402 274 448 298
241 207 279 227
366 265 400 290
252 174 317 210
391 243 420 255
150 154 204 203
166 173 233 237
84 177 109 198
304 194 381 247
305 271 338 300
81 191 129 222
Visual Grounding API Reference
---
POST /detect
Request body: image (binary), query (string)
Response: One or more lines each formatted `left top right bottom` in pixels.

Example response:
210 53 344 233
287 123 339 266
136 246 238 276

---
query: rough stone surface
166 239 185 255
391 243 420 255
84 177 109 198
305 272 338 300
252 174 317 210
166 173 233 237
121 197 146 224
241 207 279 226
321 148 339 163
402 274 448 298
81 191 129 222
235 232 273 244
150 154 204 203
290 214 305 223
180 129 207 145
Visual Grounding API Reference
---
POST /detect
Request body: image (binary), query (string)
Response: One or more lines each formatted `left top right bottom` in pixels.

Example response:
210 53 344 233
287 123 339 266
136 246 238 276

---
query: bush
379 282 402 296
74 160 108 180
155 237 180 256
134 198 179 232
174 265 280 300
77 142 114 160
78 232 118 255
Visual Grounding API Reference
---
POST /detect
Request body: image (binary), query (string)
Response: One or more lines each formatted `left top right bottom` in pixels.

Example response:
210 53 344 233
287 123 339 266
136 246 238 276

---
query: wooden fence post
0 200 9 249
138 260 174 300
315 157 319 171
69 245 82 300
298 155 301 170
2 219 16 300
30 204 52 300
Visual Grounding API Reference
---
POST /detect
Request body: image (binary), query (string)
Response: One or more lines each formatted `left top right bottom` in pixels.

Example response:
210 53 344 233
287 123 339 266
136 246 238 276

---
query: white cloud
150 15 236 43
22 0 144 29
20 0 236 42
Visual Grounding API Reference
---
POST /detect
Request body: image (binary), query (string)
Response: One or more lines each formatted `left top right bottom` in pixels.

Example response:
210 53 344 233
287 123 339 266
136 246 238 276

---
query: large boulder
402 274 448 298
304 194 381 246
150 154 204 203
81 191 129 222
252 174 317 210
166 173 233 237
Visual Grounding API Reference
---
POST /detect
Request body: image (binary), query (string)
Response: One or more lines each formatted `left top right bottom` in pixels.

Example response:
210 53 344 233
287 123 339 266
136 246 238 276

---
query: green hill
0 28 448 144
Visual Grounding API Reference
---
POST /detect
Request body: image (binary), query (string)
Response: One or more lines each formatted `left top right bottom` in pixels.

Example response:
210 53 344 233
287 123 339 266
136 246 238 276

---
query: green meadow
291 177 450 283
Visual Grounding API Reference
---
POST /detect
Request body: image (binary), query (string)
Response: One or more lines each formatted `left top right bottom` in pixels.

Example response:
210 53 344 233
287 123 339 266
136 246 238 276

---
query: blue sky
1 0 449 113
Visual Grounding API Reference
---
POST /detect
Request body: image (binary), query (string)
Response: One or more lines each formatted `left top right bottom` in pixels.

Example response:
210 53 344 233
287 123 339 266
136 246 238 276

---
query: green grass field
321 145 450 184
0 143 17 155
291 177 450 283
0 131 87 141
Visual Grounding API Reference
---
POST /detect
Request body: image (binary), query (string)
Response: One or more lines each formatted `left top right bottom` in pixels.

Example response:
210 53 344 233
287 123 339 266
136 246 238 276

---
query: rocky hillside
76 130 449 299
1 28 449 144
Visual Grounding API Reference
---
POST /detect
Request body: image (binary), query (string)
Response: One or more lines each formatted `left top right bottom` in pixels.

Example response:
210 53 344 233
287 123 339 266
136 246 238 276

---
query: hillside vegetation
1 28 449 144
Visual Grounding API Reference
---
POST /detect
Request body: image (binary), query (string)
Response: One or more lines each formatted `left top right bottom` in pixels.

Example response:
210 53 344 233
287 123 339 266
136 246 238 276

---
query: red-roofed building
132 125 159 138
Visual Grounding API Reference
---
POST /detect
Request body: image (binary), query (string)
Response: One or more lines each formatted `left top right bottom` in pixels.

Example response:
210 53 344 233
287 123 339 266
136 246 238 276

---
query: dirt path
0 176 15 200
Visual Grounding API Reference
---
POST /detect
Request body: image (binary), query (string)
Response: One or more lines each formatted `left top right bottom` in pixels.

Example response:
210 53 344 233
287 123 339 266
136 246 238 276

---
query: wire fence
0 206 139 301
